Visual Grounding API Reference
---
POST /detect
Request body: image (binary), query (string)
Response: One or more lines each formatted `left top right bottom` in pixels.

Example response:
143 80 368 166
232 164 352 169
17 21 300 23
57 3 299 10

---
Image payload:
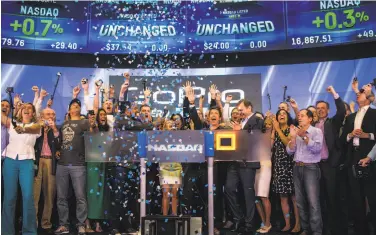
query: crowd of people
1 73 376 235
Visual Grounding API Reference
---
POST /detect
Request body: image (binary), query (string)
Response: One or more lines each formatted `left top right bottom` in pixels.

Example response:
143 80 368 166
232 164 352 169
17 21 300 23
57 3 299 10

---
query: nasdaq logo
147 144 203 154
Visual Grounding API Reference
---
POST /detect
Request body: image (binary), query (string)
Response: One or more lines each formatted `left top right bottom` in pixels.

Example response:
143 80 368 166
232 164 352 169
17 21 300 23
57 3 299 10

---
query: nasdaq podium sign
213 129 272 167
146 130 205 163
84 131 139 163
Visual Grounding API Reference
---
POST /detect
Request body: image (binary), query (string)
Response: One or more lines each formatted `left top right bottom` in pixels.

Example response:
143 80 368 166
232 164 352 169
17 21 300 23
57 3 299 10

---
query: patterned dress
271 128 295 194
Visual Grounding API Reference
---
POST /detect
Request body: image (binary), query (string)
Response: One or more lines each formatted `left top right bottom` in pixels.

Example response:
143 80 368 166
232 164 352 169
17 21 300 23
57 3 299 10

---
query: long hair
97 108 110 132
276 109 294 126
170 113 185 130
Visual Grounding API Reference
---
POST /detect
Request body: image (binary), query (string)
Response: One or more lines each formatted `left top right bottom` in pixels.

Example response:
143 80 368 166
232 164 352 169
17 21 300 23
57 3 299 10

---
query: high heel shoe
259 225 272 234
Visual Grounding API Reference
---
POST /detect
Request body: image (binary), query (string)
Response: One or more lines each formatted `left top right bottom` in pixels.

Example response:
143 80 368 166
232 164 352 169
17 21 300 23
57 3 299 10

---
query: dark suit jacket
242 113 264 131
341 107 376 165
34 127 62 176
322 97 346 167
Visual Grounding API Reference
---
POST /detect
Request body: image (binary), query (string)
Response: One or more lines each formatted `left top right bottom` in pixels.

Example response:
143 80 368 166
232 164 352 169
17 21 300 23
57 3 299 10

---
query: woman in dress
86 108 111 232
254 112 273 234
271 109 300 233
159 120 183 215
1 103 42 235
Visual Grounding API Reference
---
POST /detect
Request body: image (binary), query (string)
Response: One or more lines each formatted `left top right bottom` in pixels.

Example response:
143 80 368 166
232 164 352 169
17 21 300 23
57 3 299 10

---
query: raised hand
226 95 233 103
352 79 359 93
187 87 195 104
216 91 222 102
32 86 39 93
14 94 21 105
289 98 298 109
326 85 336 95
183 81 192 96
272 115 280 130
47 99 53 108
40 89 49 99
229 121 242 131
123 72 130 80
144 87 152 98
209 84 217 100
289 125 297 138
363 84 373 96
81 78 89 90
109 85 115 97
73 86 81 98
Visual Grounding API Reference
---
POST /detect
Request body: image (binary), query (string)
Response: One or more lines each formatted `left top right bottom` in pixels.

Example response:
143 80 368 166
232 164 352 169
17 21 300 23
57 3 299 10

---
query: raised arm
209 84 217 108
93 81 101 114
32 86 39 106
142 88 151 105
327 86 345 129
35 88 49 120
187 88 203 130
81 78 92 111
289 98 299 120
223 95 232 122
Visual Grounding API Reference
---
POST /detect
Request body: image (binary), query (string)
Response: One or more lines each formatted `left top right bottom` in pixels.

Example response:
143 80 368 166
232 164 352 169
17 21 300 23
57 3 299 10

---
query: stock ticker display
1 0 376 54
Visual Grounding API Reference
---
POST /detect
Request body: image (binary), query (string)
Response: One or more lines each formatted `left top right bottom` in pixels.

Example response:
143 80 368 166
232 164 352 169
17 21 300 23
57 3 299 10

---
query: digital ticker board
1 0 376 54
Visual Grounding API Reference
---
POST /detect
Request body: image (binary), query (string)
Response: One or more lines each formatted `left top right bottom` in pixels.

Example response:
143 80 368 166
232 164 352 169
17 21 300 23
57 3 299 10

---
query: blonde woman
1 103 42 235
159 120 183 216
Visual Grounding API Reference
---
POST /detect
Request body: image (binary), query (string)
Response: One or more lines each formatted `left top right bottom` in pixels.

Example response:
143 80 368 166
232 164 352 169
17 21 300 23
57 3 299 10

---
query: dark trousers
213 162 228 225
337 165 351 235
107 166 139 232
319 161 339 235
224 162 256 227
347 163 376 235
181 163 207 218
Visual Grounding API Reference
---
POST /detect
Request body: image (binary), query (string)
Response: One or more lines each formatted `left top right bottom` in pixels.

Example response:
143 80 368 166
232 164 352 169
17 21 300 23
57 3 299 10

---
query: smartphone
81 78 88 84
286 96 291 102
353 77 358 82
88 110 95 115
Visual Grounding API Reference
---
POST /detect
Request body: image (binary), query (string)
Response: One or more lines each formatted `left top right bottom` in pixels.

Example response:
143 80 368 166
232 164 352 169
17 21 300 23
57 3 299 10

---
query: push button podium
85 129 269 235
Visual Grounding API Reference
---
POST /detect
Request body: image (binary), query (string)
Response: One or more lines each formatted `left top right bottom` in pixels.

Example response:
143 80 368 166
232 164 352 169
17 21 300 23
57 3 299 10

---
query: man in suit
33 107 61 233
315 86 345 235
225 99 264 233
341 90 376 235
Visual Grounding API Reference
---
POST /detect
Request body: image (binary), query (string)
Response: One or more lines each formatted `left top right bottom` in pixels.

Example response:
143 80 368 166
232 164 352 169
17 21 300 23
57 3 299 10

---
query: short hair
300 109 314 119
237 99 253 109
279 102 289 107
307 105 316 110
208 106 222 118
254 111 264 119
316 100 330 109
1 99 10 105
139 104 151 112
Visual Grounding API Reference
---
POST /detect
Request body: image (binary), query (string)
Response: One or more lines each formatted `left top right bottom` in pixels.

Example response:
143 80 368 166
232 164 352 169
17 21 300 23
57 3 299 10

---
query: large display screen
2 0 376 54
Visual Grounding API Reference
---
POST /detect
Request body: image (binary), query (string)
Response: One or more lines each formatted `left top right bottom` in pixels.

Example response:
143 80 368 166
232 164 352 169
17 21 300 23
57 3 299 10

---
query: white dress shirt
2 123 41 160
347 105 375 146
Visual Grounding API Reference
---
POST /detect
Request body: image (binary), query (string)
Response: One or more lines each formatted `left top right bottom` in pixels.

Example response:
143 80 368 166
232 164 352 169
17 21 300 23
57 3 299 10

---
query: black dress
271 128 294 194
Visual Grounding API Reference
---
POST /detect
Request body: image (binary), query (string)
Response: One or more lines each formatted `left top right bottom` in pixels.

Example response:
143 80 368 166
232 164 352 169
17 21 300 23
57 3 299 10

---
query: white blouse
2 123 41 160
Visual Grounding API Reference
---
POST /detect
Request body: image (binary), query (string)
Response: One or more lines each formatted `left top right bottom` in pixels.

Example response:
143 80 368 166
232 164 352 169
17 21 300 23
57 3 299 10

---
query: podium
85 129 270 235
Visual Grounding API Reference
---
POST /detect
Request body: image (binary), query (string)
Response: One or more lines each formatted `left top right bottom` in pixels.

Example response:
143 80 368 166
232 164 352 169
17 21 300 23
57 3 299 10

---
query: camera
6 87 14 93
95 79 103 87
81 78 88 84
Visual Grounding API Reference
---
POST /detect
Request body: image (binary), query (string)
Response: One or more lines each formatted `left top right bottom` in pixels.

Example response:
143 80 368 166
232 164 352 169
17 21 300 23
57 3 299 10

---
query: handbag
352 164 372 179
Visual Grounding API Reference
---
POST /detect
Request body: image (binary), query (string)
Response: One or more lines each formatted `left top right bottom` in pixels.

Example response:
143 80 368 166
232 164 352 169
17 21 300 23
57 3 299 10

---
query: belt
40 156 52 159
295 162 317 166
